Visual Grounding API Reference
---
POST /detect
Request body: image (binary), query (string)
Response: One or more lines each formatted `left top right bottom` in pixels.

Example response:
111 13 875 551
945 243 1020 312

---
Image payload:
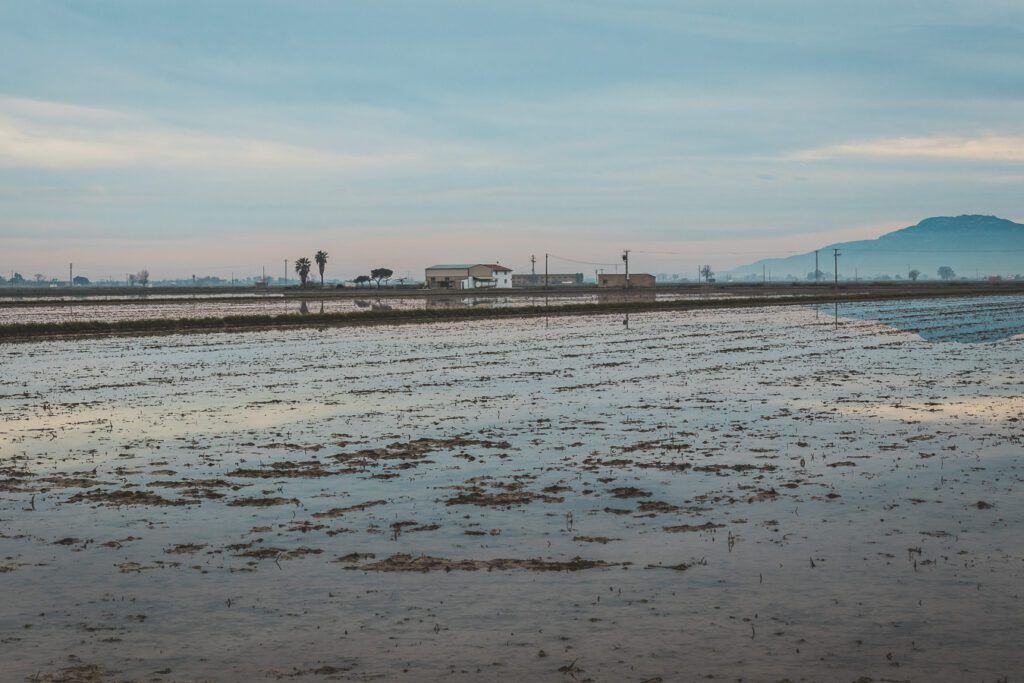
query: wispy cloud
793 135 1024 163
0 98 416 171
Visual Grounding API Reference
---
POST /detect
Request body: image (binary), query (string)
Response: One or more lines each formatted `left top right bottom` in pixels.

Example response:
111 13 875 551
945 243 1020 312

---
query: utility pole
815 250 819 284
284 259 288 287
530 254 536 275
622 249 630 289
544 253 549 290
833 248 840 290
262 265 266 285
762 264 766 284
69 263 73 287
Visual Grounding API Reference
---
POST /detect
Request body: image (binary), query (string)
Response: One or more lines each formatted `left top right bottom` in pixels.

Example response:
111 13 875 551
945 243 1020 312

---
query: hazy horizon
2 1 1023 279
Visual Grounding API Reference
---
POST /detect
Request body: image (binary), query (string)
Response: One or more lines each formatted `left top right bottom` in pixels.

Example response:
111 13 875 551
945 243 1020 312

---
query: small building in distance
424 264 512 289
597 273 656 288
511 273 584 288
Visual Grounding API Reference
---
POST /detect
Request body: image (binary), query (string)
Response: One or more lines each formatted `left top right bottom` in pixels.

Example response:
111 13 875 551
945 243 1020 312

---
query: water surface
1 296 1021 681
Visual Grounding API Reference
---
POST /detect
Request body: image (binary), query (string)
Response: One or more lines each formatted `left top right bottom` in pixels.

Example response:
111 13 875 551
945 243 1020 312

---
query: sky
1 0 1023 280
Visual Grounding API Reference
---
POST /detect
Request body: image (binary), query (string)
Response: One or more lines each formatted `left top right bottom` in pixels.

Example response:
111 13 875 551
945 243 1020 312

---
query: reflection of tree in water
299 300 309 315
354 299 392 311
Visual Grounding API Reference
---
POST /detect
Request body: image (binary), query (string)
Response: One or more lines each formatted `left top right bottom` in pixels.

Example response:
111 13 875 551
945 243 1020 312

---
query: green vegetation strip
0 288 1019 341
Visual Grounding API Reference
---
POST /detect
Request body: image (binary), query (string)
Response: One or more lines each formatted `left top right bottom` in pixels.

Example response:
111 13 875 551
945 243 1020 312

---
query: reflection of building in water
426 297 461 309
425 264 512 289
425 296 506 309
597 273 656 288
597 290 656 304
511 273 584 287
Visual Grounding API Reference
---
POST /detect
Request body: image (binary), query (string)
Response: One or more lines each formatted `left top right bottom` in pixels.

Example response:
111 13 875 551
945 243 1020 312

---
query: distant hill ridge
732 215 1024 280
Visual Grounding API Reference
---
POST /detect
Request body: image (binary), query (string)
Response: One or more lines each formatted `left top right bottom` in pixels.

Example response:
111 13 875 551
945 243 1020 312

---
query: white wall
460 274 512 289
492 270 512 288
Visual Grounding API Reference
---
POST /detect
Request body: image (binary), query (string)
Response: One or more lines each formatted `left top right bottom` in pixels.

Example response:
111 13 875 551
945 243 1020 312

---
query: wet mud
1 296 1022 681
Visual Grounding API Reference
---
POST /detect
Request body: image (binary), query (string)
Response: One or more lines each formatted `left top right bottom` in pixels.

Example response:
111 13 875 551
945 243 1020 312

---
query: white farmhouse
424 264 513 289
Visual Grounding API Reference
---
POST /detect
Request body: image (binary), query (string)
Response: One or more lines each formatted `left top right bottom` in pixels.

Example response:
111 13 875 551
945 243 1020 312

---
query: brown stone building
596 273 656 288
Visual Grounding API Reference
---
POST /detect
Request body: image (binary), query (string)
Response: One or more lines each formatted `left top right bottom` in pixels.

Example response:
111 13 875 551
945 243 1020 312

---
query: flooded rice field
1 296 1022 682
0 291 737 325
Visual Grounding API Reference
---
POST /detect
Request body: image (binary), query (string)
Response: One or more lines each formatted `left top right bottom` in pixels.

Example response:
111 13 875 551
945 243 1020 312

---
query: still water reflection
825 295 1024 342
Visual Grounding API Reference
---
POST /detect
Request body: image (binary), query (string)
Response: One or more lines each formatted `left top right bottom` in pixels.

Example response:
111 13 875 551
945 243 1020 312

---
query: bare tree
909 269 920 281
136 269 150 286
937 266 956 281
699 265 714 283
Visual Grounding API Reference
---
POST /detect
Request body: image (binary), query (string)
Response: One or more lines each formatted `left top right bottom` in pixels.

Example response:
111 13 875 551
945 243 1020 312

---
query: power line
631 248 802 256
546 253 620 267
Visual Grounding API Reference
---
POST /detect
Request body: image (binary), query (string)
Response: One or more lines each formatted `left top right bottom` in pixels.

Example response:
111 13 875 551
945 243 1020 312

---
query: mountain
731 215 1024 280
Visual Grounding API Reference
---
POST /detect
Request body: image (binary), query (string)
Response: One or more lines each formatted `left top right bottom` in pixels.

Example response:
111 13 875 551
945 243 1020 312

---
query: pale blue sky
1 0 1022 278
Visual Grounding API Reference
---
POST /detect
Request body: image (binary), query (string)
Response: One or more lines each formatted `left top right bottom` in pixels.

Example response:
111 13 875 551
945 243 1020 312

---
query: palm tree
314 251 328 287
294 257 312 286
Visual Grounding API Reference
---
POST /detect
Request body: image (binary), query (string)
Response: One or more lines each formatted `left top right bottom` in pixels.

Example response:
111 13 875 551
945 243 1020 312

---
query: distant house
511 273 584 287
597 273 656 288
425 264 512 289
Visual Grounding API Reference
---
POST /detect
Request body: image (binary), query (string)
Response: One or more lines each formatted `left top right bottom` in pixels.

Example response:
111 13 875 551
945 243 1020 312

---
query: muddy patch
342 554 616 572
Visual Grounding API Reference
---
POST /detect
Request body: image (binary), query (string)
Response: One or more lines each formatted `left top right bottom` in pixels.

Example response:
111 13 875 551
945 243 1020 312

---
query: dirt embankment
2 282 1021 341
